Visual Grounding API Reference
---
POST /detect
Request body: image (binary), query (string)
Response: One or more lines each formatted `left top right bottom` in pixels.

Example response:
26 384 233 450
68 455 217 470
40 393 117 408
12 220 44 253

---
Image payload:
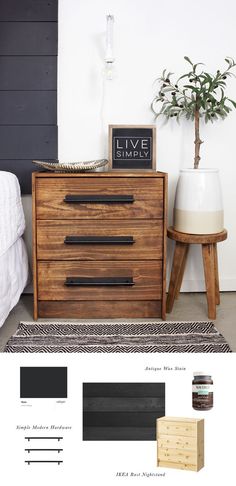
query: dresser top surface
157 416 204 423
33 170 167 179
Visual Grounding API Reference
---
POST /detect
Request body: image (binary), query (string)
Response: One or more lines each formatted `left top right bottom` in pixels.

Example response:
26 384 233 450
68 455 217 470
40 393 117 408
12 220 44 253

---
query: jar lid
193 372 211 377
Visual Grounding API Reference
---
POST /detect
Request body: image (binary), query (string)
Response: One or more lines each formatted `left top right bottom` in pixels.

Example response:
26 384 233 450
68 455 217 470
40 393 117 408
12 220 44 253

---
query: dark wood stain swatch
83 383 165 441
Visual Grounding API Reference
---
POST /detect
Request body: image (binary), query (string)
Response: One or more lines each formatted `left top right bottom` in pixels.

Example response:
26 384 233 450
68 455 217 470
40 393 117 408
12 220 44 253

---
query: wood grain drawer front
157 460 198 472
37 220 163 260
36 178 164 219
158 435 197 451
37 261 162 301
38 300 162 319
158 448 197 466
158 421 197 437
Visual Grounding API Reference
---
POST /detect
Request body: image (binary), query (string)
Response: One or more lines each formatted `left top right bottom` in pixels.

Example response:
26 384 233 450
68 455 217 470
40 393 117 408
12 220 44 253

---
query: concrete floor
0 292 235 352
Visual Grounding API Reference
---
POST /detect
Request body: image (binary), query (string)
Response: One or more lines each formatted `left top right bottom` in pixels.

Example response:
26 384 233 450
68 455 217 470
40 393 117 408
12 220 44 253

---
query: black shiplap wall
83 383 165 441
0 0 58 193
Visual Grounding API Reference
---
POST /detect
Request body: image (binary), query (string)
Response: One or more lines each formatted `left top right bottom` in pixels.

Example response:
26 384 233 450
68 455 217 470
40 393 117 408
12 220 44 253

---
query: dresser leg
167 242 189 313
202 243 216 319
33 301 38 320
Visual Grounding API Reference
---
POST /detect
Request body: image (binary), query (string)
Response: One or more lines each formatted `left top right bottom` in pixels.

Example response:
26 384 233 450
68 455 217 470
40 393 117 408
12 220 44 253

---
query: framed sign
109 125 156 170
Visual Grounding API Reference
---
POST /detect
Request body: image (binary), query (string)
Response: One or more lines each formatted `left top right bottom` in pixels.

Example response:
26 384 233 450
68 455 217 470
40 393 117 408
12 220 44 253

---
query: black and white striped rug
4 320 232 353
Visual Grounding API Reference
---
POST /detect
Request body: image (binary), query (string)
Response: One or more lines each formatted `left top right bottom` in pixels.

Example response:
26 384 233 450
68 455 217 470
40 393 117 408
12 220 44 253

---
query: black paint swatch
20 367 67 398
83 382 165 441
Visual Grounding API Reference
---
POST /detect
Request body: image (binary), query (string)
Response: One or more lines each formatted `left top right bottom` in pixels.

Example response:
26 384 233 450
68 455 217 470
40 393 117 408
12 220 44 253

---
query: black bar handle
25 460 63 464
25 449 63 452
64 194 134 203
25 437 63 441
64 236 135 245
64 277 134 286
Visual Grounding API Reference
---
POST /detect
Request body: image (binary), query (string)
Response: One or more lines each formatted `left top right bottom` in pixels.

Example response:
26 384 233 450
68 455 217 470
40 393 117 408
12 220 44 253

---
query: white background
55 0 236 291
0 352 235 485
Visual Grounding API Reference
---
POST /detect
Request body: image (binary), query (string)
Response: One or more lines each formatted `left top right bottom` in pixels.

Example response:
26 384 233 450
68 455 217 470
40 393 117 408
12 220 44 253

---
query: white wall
58 0 236 291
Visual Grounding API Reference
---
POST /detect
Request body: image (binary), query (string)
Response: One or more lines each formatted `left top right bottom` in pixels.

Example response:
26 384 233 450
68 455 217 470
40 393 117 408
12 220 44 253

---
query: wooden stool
166 227 227 319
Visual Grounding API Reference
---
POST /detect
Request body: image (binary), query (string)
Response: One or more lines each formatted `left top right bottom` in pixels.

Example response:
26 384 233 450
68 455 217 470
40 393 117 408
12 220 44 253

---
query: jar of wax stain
192 373 213 411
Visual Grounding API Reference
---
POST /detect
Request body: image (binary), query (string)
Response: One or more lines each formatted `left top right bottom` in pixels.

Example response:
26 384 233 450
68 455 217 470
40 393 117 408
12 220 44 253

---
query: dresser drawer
158 448 197 466
35 177 164 219
157 460 197 472
158 420 197 437
158 435 197 451
37 260 162 301
37 220 163 260
38 300 162 319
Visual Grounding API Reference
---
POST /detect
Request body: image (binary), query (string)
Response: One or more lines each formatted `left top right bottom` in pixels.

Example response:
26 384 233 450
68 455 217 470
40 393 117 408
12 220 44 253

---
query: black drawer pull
65 277 134 286
64 236 135 245
64 194 134 203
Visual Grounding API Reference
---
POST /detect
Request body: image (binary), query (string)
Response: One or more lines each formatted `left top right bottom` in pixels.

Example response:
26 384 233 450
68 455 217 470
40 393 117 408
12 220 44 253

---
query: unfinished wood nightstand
157 416 204 472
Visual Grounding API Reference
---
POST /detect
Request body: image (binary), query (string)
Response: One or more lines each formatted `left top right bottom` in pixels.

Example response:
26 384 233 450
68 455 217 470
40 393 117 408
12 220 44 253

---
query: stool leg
214 243 220 305
175 245 189 299
202 243 216 319
167 242 189 313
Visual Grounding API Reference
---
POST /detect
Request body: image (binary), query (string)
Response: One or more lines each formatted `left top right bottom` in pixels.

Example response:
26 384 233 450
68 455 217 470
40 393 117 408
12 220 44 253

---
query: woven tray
32 159 109 172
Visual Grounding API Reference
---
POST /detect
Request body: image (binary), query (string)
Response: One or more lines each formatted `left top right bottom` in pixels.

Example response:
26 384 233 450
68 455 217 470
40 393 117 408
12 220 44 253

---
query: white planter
173 168 224 234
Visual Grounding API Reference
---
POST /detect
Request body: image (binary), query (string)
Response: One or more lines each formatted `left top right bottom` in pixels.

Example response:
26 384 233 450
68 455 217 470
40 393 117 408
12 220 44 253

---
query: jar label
192 384 213 395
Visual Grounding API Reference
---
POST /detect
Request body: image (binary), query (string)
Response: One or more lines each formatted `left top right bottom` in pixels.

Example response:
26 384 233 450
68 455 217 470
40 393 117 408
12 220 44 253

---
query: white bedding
0 237 29 329
0 171 26 257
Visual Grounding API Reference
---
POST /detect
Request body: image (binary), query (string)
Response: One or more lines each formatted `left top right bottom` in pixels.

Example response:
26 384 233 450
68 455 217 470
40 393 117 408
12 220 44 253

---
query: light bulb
104 61 115 80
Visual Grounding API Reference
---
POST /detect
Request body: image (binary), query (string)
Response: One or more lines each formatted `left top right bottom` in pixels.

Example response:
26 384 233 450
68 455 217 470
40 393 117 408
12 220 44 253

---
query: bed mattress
0 171 26 257
0 237 29 329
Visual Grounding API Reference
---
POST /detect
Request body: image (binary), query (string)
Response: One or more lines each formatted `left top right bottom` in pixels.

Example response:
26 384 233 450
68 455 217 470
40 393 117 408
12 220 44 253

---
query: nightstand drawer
157 460 197 472
37 260 162 301
158 435 197 451
37 219 163 260
35 177 164 219
158 421 197 437
38 300 162 319
158 448 197 466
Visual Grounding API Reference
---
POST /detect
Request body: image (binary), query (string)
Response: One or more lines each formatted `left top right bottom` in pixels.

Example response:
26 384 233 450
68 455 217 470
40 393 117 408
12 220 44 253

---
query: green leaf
176 73 190 83
193 62 204 73
223 105 231 113
201 78 211 86
228 98 236 108
200 73 213 85
183 84 197 90
216 81 226 87
162 87 175 92
184 56 193 65
226 72 236 78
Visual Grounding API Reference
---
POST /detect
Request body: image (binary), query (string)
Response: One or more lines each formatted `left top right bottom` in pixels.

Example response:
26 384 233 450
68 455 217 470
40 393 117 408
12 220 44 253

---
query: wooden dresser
32 171 167 319
157 417 204 472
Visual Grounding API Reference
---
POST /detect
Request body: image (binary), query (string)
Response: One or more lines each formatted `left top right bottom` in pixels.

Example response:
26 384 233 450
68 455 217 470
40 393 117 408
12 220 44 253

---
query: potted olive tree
151 56 236 234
